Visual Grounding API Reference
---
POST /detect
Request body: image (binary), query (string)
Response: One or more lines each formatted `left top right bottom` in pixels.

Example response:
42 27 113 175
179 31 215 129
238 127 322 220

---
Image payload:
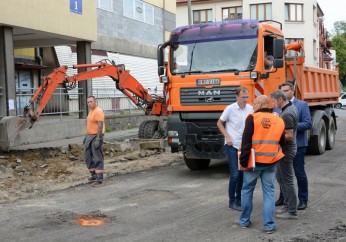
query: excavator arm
24 61 166 127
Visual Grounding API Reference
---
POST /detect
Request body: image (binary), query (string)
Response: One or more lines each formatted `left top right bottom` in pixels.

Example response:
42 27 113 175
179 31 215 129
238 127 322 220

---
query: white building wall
177 0 322 67
176 1 242 27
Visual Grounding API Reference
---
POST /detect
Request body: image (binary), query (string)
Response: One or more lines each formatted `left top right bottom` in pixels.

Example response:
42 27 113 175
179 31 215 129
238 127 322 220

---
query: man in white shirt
217 86 254 211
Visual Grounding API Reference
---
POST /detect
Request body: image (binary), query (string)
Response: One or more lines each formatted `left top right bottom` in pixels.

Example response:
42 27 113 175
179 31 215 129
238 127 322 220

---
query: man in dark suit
276 82 312 210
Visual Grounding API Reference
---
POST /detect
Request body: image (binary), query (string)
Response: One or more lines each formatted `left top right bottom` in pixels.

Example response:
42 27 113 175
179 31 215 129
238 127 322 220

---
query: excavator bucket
0 116 32 151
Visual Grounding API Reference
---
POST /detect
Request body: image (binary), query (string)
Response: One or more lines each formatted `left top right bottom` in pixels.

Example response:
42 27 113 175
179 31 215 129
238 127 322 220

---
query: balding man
239 95 285 234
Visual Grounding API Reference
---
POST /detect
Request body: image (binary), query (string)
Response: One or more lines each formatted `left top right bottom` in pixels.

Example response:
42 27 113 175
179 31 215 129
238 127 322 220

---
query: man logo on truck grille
261 118 271 129
198 90 221 96
205 97 214 102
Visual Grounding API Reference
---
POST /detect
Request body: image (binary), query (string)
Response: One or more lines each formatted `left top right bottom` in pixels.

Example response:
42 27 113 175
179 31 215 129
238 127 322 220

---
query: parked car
335 92 346 109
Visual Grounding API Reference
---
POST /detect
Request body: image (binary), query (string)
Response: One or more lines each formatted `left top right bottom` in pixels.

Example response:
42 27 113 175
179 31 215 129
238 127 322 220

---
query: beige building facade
0 0 97 118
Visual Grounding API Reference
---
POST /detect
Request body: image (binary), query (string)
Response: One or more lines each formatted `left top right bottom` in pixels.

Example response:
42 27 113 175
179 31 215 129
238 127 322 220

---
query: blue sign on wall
70 0 82 15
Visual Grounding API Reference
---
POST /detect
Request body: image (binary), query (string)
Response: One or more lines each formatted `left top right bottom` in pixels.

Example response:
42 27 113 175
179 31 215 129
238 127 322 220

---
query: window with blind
285 3 303 22
123 0 154 25
97 0 113 12
193 9 213 24
250 3 272 21
222 7 242 21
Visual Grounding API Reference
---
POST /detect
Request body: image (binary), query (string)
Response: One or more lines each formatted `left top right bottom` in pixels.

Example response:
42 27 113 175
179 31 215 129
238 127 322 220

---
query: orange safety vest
251 112 285 164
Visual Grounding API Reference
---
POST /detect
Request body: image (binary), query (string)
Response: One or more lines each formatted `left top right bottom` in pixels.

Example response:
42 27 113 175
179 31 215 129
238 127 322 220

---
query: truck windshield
171 38 258 75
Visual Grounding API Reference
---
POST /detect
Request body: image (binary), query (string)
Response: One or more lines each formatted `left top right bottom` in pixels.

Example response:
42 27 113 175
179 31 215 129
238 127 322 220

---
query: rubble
0 138 182 204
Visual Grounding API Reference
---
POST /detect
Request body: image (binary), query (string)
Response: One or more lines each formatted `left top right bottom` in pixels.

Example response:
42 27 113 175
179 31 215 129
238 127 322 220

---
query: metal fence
16 88 142 119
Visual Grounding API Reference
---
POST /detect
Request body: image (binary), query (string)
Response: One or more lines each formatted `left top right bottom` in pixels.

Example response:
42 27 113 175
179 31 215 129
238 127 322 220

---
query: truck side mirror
158 66 165 76
157 45 164 76
273 39 284 59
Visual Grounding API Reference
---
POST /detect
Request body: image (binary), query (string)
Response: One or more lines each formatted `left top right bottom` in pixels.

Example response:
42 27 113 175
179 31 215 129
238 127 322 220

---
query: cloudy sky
317 0 346 31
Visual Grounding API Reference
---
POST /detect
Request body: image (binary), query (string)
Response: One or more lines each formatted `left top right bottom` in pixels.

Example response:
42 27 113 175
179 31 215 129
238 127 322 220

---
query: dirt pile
0 139 181 203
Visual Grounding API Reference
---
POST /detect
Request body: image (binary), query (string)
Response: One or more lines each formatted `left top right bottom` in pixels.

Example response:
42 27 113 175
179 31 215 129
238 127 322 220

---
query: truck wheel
144 120 160 139
309 119 326 155
138 120 150 139
335 103 342 109
326 118 336 150
184 155 210 170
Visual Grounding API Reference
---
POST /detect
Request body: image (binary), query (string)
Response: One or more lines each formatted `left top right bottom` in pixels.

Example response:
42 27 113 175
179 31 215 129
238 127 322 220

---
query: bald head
253 95 269 111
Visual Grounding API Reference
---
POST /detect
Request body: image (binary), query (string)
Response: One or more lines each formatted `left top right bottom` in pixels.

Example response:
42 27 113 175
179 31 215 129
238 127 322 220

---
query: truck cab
158 19 338 170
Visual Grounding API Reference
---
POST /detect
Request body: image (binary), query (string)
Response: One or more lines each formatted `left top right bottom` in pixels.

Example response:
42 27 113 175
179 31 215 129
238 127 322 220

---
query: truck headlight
168 130 179 137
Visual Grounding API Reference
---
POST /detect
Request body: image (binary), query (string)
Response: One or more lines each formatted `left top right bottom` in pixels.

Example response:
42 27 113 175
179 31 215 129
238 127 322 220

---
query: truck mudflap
185 134 225 159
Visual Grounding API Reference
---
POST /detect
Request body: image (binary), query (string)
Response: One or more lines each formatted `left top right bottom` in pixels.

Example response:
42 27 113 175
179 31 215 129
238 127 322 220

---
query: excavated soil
0 139 182 204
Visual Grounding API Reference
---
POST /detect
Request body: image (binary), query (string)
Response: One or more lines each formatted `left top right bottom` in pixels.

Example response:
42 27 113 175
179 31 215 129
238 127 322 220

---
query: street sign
70 0 83 15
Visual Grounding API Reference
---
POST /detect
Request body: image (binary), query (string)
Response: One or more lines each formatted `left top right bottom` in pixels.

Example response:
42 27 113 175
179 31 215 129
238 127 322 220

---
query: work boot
96 173 103 183
88 171 97 183
297 201 307 210
275 197 284 206
229 202 242 211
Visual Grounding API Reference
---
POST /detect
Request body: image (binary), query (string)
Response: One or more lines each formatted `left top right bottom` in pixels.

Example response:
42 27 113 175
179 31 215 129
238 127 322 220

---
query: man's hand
225 136 233 146
239 165 250 171
284 129 294 142
94 138 102 149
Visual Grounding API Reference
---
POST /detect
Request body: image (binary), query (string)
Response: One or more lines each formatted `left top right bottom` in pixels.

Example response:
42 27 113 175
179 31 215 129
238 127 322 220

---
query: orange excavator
23 60 168 133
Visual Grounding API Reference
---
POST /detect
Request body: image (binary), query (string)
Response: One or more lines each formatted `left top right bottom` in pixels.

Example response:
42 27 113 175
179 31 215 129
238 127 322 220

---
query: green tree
331 21 346 86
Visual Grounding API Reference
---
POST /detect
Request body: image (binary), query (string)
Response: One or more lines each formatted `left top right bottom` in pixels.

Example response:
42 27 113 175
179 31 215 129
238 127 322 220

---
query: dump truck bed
286 56 339 106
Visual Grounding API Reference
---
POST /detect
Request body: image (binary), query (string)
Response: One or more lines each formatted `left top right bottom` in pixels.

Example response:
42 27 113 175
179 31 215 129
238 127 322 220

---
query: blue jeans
278 147 308 203
240 164 277 231
224 145 243 206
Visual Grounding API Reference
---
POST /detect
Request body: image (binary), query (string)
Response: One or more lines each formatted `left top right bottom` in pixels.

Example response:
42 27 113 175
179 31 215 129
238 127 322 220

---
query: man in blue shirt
276 82 312 210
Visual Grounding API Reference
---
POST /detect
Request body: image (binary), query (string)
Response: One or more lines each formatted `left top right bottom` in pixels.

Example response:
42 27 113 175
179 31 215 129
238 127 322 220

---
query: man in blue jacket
276 82 312 210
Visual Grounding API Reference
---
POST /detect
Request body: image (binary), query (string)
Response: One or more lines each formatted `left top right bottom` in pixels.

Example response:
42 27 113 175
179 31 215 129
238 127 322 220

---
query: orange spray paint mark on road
76 216 107 226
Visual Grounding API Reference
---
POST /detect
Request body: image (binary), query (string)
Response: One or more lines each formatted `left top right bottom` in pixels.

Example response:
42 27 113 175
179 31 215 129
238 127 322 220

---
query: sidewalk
11 128 139 151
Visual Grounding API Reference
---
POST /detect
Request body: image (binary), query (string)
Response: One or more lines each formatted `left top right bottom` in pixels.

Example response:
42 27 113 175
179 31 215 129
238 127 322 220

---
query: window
285 38 303 57
193 9 213 24
123 0 154 25
171 38 258 75
97 0 113 12
222 7 242 21
285 3 303 21
313 39 317 59
250 3 272 21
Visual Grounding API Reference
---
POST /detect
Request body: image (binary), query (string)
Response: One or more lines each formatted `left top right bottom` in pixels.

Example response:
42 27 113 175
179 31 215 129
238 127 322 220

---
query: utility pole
187 0 192 25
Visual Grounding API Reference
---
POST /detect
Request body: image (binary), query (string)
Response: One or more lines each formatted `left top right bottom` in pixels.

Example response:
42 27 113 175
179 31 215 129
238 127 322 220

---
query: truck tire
335 103 342 109
144 120 160 139
184 155 210 170
138 120 150 139
326 118 336 150
309 119 327 155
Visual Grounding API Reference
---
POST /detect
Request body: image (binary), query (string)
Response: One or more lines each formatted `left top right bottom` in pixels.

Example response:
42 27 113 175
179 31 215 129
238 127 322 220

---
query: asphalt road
1 111 346 242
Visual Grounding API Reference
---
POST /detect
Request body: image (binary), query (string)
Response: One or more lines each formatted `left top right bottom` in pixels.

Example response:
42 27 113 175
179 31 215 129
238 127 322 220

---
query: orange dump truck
157 20 339 170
